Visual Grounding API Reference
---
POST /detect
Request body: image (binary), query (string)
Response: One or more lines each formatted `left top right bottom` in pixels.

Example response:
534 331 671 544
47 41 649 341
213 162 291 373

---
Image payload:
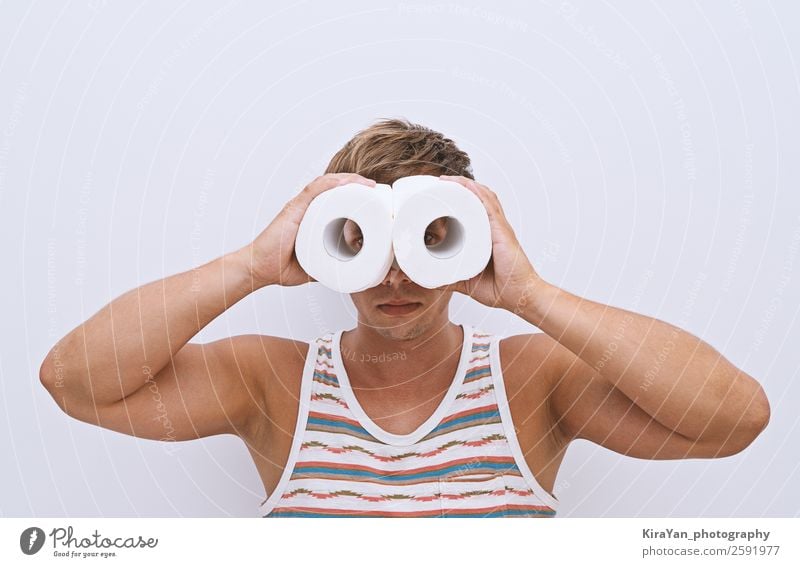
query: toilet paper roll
294 175 492 292
391 175 492 289
294 183 394 293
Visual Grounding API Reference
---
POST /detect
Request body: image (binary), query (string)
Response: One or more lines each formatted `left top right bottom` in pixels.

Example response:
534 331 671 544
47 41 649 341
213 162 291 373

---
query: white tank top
258 324 559 517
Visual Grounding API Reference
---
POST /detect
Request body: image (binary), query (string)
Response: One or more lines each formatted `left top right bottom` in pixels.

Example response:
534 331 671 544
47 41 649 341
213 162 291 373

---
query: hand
235 173 377 288
436 175 546 314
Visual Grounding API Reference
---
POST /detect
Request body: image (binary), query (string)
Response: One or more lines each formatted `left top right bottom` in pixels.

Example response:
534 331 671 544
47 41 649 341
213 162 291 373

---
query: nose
383 255 411 286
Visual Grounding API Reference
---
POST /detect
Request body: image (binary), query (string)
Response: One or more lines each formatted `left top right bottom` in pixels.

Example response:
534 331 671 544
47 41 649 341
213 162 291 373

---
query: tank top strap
488 332 561 511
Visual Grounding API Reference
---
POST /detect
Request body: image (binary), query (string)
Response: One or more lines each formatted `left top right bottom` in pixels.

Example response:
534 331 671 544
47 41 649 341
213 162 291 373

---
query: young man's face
343 217 454 341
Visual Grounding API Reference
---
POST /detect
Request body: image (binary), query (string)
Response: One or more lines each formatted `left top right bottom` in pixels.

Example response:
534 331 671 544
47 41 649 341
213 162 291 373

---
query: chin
373 316 429 341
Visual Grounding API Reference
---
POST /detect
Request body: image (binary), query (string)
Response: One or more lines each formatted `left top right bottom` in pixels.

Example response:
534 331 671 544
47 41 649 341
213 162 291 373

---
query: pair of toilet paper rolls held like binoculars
294 174 493 293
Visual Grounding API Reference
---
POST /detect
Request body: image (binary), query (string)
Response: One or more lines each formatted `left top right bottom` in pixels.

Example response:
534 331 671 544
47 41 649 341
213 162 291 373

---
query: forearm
518 279 770 442
41 248 259 406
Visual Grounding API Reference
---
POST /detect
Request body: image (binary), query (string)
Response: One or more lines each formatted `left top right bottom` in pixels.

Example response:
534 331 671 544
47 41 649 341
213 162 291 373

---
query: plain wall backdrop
1 0 798 517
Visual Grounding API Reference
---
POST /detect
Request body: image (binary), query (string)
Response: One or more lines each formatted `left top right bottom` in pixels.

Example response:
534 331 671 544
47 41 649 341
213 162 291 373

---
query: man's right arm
38 250 277 440
38 173 377 442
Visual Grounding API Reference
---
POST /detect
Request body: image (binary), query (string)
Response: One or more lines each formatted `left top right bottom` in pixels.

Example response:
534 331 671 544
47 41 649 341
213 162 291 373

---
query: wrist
508 274 558 326
227 246 273 291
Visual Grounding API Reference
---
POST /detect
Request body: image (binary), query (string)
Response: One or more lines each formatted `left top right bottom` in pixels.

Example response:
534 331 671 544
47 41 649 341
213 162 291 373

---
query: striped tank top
258 323 559 517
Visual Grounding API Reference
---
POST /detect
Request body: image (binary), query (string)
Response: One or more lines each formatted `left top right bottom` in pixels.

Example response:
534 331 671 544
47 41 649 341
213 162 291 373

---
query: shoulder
494 332 565 428
221 334 311 407
494 331 573 459
495 332 572 386
220 334 310 380
495 332 553 383
251 334 311 386
227 334 313 440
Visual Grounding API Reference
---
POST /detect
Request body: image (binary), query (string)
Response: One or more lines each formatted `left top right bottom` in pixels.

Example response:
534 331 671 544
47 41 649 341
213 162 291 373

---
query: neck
341 321 465 389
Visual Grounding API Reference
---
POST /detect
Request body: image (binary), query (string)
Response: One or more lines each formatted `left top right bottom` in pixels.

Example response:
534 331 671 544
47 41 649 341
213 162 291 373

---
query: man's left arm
437 174 771 458
516 280 771 456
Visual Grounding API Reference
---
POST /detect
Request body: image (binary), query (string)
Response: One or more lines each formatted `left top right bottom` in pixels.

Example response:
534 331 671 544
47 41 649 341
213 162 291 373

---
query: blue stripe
465 367 491 381
441 508 555 518
266 508 555 518
431 409 500 433
313 371 339 385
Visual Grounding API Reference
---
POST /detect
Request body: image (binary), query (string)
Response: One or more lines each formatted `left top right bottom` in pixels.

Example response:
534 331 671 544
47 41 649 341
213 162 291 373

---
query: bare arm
41 251 253 407
38 250 266 437
525 282 771 457
433 174 770 459
39 173 377 440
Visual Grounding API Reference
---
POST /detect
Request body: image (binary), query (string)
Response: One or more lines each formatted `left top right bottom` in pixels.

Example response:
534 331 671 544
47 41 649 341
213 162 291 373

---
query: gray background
1 0 798 517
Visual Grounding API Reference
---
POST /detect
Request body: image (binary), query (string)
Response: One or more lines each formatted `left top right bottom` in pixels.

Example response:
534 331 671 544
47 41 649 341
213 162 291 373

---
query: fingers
284 173 377 218
307 173 376 198
439 175 505 222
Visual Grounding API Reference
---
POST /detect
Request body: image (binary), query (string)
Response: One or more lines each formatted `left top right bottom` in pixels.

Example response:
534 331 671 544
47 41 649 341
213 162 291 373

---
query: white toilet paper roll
391 175 492 289
294 175 492 292
294 183 394 293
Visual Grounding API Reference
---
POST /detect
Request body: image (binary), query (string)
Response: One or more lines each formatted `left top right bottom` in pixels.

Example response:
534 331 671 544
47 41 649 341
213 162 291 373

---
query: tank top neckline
330 323 473 447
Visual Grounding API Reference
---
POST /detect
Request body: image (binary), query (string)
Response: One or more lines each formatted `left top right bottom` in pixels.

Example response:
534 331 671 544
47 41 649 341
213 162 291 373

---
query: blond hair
325 117 474 185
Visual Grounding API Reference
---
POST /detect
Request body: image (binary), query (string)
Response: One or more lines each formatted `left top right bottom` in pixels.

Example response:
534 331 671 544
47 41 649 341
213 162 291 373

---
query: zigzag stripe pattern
281 485 539 502
456 384 495 400
300 433 505 462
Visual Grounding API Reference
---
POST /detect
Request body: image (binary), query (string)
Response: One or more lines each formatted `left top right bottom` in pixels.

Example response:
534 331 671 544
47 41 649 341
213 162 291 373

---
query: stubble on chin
375 320 428 342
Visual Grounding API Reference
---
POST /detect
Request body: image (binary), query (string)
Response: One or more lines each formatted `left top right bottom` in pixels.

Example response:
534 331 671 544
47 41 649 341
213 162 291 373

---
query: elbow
39 353 58 392
40 348 80 416
40 337 69 391
39 354 67 413
753 388 771 431
743 384 771 439
720 388 771 457
744 388 771 444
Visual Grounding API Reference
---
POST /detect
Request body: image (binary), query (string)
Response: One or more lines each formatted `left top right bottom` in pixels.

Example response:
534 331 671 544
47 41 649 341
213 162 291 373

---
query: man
40 118 770 517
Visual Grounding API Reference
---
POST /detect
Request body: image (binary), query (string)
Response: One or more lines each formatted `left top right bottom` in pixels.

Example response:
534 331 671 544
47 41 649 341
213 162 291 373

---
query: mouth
377 301 422 316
